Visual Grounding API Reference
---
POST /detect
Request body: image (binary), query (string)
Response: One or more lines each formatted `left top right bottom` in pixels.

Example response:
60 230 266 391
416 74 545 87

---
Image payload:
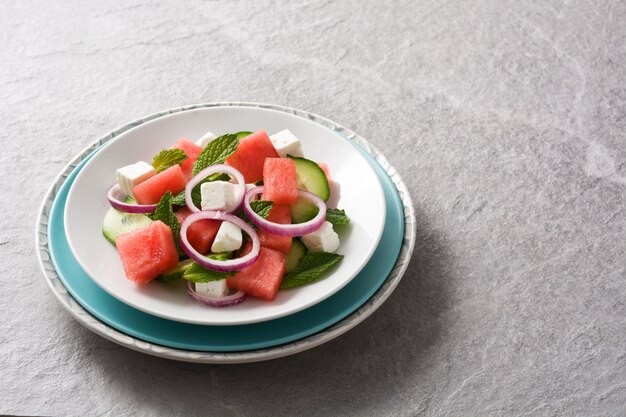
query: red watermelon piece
115 221 179 284
171 138 203 179
226 247 286 301
226 129 279 183
174 207 221 254
132 165 187 205
257 204 292 255
262 158 298 204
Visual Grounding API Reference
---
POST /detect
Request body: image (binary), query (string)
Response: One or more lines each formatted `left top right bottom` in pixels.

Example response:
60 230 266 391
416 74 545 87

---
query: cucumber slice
102 207 152 245
288 155 330 201
285 239 307 273
157 259 193 282
235 131 252 139
290 196 319 224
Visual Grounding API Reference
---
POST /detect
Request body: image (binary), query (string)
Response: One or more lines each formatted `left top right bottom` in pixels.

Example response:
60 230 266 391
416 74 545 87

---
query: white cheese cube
302 221 340 253
195 280 229 299
211 221 242 253
200 181 239 211
269 129 303 157
195 131 217 147
116 161 156 197
233 183 259 201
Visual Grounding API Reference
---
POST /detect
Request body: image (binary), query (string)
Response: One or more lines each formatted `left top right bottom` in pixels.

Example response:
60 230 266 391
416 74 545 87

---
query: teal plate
45 109 406 353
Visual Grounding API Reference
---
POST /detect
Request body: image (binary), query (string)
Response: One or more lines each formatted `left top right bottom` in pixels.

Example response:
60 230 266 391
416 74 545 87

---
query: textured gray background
1 0 625 416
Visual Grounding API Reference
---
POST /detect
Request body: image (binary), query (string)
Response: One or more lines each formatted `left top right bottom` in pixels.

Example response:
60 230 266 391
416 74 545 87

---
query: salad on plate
102 129 350 307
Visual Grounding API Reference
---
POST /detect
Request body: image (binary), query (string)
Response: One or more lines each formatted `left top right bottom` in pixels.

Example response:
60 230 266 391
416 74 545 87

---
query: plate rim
63 105 387 325
35 102 416 364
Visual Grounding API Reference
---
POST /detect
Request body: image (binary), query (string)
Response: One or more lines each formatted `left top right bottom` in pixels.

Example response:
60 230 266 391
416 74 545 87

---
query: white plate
64 106 386 325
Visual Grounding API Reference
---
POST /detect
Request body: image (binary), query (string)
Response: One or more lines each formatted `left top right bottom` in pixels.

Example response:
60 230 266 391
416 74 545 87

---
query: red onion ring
243 186 326 237
179 211 260 272
185 164 245 213
106 184 157 214
186 281 246 307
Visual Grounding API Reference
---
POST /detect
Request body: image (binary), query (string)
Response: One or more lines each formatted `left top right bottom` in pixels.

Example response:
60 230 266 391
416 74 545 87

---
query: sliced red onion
186 281 246 307
179 210 260 272
244 186 326 237
106 184 156 214
185 164 245 213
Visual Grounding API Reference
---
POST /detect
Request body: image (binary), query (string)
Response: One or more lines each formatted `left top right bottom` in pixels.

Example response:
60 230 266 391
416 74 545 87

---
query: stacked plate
35 103 415 363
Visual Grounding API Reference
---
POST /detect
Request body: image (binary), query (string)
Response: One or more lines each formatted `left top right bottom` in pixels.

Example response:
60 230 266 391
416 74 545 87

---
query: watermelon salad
102 129 350 307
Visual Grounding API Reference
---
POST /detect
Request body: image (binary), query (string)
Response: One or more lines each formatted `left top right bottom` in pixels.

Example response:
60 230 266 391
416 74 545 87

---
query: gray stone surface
1 0 624 415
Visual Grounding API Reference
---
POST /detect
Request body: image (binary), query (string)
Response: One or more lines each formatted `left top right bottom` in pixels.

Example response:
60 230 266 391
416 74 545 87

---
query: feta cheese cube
200 181 239 211
211 221 242 253
230 182 261 201
116 161 156 197
301 221 340 253
269 129 303 157
195 280 229 299
195 131 217 147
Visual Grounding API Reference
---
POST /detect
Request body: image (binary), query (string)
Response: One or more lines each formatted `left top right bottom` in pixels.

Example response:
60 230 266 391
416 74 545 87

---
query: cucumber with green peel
102 207 153 245
290 196 319 224
285 239 307 273
157 259 193 282
287 155 330 201
235 131 252 139
287 155 330 223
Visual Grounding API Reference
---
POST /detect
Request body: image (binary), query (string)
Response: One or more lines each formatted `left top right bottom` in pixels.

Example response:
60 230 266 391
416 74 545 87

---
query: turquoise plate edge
48 137 404 352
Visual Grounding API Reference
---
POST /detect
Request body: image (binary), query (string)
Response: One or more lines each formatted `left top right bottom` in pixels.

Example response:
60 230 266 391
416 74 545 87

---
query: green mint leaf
280 252 343 289
251 200 273 219
171 187 199 208
156 260 193 283
192 134 239 176
208 173 232 182
171 191 186 206
237 200 273 227
326 208 350 226
182 263 232 283
152 149 187 173
151 191 181 253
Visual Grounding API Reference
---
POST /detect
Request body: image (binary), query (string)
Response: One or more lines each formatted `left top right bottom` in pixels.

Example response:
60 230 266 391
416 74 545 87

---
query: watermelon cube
226 129 279 183
115 220 179 284
132 165 187 205
258 204 292 255
171 138 203 178
262 158 298 204
174 207 220 254
226 247 286 301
